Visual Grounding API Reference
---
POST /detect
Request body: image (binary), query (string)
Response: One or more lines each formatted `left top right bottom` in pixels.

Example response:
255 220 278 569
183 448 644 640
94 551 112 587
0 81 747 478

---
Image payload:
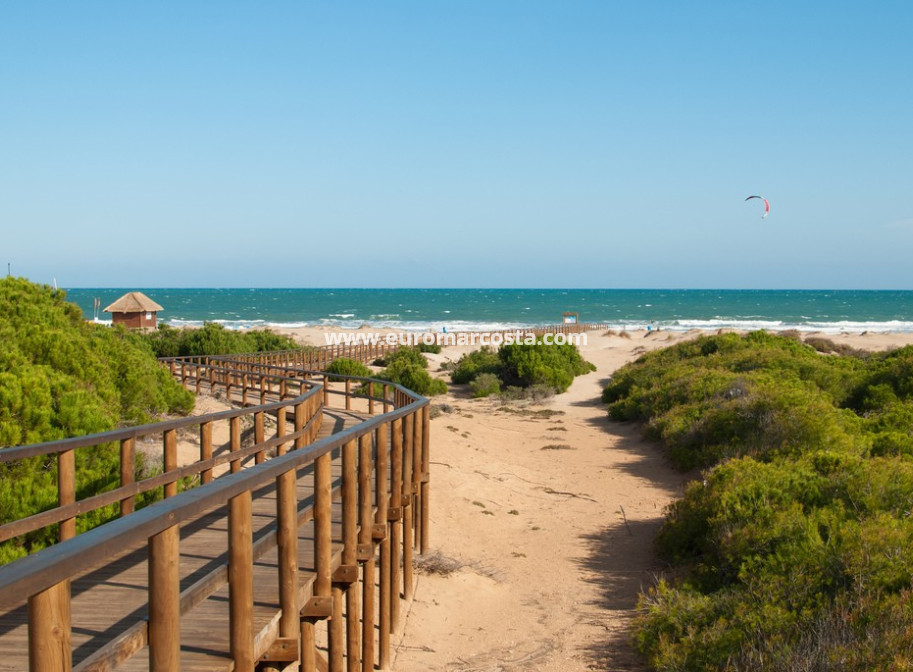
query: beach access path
385 330 692 671
266 326 913 671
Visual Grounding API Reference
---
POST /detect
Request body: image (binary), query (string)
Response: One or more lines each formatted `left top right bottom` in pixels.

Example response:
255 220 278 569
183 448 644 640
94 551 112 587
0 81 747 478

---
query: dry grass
412 550 467 576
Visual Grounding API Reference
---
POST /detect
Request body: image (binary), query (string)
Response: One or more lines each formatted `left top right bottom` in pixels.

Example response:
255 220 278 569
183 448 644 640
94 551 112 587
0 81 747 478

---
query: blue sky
2 1 912 289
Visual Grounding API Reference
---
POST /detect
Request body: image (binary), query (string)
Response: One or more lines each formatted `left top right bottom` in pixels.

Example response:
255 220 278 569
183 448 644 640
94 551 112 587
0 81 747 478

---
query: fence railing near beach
231 340 397 371
0 323 608 671
0 354 430 672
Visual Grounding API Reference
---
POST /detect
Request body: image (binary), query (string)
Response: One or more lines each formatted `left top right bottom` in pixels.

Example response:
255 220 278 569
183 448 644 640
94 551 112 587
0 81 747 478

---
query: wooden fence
0 356 430 672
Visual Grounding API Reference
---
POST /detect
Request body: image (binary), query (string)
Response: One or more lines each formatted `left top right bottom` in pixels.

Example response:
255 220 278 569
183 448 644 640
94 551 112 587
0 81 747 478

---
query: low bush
143 322 301 358
450 347 501 384
369 357 447 397
325 357 372 381
498 341 595 393
605 332 913 669
499 384 556 402
451 341 594 395
470 372 501 398
384 346 429 369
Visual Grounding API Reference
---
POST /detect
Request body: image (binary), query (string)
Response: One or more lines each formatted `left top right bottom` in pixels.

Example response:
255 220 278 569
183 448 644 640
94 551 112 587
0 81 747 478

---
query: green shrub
470 372 501 398
416 342 442 354
325 357 372 381
498 341 595 393
451 341 594 395
384 346 429 369
450 347 501 384
370 358 447 397
0 278 194 562
606 332 913 669
143 322 301 358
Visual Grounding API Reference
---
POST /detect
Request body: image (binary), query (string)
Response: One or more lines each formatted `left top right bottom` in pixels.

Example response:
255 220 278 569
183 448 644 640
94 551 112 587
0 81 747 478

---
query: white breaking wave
162 317 913 334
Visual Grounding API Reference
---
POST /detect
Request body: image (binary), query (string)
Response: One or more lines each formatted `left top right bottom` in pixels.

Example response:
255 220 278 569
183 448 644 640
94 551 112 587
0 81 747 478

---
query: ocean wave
658 319 913 334
160 317 913 334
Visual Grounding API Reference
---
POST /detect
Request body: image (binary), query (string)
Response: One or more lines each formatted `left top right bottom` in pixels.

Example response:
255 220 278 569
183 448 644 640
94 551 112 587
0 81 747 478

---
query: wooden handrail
1 349 430 672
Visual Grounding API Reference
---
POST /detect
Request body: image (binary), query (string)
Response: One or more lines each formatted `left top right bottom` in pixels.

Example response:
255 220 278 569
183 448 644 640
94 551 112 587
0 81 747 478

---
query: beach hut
103 291 163 329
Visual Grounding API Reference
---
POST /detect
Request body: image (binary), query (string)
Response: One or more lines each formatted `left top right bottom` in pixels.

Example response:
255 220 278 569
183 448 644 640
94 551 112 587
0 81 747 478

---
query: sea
63 288 913 334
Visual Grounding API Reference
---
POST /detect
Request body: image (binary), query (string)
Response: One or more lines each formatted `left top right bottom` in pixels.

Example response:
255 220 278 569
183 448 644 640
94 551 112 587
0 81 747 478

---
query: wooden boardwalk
0 409 381 671
0 353 431 672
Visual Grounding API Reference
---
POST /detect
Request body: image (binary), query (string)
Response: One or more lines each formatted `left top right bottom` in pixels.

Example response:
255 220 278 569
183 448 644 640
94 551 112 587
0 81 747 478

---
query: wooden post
314 388 324 437
345 379 352 411
230 416 241 473
276 406 288 455
311 451 333 667
359 433 375 670
200 421 214 485
295 400 307 450
318 448 347 672
331 584 345 672
120 437 136 517
402 413 415 601
389 418 403 630
323 375 329 408
58 448 75 542
229 490 255 671
375 423 391 668
368 381 374 415
149 525 180 672
412 409 423 551
164 429 178 498
421 403 431 553
277 467 299 640
342 439 360 670
28 582 72 672
254 411 265 464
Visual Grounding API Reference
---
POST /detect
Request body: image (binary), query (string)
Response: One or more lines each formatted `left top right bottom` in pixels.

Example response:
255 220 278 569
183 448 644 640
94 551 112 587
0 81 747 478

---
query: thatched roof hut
104 292 163 329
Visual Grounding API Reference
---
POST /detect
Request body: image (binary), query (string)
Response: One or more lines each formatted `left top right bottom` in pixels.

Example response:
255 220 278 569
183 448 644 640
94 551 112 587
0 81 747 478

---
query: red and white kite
745 195 770 219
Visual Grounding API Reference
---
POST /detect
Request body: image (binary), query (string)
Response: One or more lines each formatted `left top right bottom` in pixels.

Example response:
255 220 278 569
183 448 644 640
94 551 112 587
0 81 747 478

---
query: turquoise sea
62 288 913 334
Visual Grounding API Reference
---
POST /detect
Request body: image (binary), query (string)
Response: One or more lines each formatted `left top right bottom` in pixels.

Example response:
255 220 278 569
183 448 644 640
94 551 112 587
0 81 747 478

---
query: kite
745 195 770 219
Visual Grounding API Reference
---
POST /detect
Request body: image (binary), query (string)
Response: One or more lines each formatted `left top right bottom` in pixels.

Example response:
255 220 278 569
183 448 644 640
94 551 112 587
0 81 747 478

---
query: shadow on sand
575 420 693 671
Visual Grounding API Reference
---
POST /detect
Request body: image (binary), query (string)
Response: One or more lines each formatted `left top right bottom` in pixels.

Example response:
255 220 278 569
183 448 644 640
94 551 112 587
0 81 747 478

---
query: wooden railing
226 340 397 372
0 363 322 549
0 355 430 672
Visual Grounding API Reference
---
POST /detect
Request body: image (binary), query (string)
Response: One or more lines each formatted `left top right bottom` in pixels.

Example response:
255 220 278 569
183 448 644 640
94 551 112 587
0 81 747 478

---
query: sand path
389 332 695 671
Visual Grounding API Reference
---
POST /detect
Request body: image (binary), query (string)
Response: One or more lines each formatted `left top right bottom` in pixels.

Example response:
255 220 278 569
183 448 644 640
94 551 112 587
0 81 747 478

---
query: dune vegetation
451 340 595 398
603 331 913 670
143 321 302 358
0 278 198 563
368 347 447 397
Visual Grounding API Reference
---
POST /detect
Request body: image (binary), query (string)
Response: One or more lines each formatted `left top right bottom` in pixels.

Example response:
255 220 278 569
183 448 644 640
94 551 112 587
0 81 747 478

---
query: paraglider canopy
745 195 770 219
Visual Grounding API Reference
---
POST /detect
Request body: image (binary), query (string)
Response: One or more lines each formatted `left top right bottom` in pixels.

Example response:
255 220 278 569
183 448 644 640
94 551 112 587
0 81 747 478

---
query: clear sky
2 1 912 289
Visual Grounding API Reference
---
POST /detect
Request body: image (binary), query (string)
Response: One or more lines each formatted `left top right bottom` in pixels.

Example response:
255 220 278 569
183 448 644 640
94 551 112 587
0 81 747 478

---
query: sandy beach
178 327 913 670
